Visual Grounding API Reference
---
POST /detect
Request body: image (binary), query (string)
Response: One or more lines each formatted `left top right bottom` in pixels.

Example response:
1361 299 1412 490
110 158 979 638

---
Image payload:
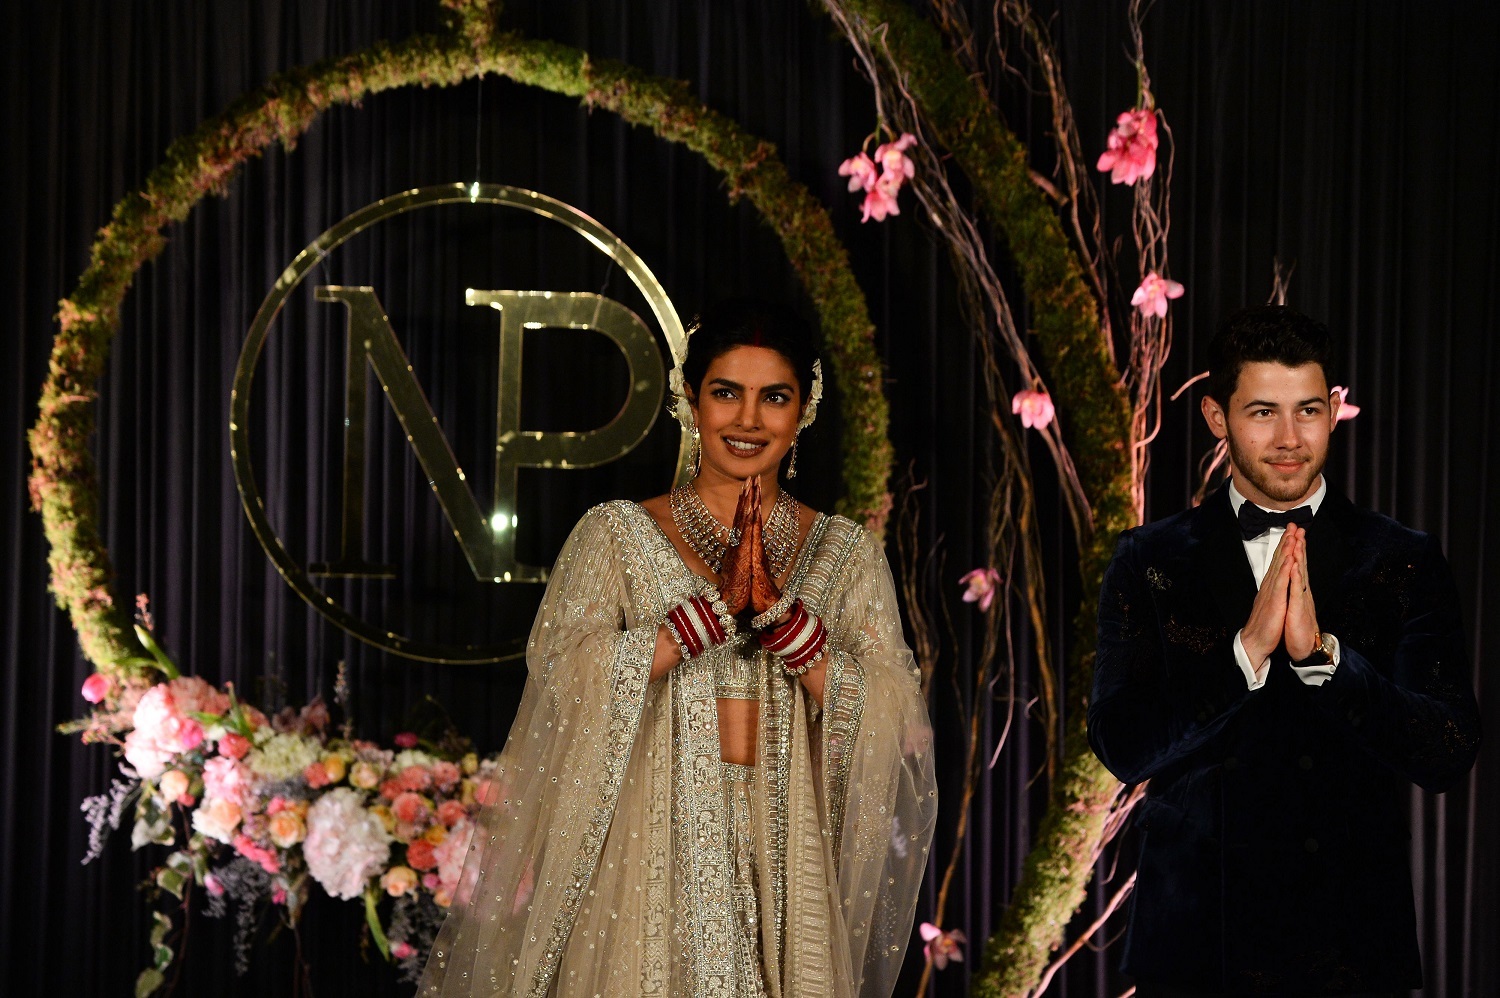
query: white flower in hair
667 358 694 430
798 359 824 431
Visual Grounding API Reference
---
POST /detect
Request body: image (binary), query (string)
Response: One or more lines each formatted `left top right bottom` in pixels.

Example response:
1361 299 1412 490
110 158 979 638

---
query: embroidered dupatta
419 502 936 997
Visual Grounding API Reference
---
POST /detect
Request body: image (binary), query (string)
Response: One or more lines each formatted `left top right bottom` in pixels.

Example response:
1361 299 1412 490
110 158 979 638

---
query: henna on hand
717 478 758 617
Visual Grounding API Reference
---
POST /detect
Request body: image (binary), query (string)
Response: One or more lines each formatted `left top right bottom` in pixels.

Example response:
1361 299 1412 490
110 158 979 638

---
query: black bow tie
1237 502 1314 540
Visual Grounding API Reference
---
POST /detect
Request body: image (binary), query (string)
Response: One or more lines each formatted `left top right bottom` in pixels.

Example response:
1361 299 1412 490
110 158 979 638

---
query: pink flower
959 568 1002 613
302 788 392 901
406 838 439 871
919 922 967 970
874 133 917 187
303 761 330 788
1331 386 1361 421
191 797 243 843
391 940 416 960
430 760 461 792
81 672 114 704
158 769 191 804
392 791 430 826
393 731 419 749
268 810 307 849
202 755 251 807
125 684 206 779
1131 272 1185 319
272 887 287 905
1011 389 1055 430
861 182 902 223
1096 108 1159 186
233 834 281 874
432 817 474 899
838 152 878 193
217 732 251 760
398 765 432 792
513 857 536 916
437 799 469 828
204 873 225 897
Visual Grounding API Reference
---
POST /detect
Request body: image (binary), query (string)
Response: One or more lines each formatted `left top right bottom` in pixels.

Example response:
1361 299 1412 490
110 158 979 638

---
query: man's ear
1201 394 1228 441
1328 389 1342 429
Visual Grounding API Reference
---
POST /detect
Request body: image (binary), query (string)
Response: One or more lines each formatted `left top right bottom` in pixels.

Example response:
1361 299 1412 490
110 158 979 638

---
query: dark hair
1204 305 1335 405
681 299 819 402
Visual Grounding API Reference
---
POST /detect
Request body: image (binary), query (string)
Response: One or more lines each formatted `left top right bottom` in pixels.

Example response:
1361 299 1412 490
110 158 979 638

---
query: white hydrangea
247 732 321 782
393 749 438 771
303 788 392 900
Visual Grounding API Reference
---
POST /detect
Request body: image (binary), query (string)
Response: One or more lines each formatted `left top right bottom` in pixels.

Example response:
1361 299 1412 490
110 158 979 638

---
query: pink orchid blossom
861 182 902 223
874 133 917 186
1131 272 1185 319
959 568 1002 613
1096 108 1159 186
1011 389 1056 430
838 152 878 193
81 672 114 704
391 940 416 961
1331 386 1361 421
919 922 967 970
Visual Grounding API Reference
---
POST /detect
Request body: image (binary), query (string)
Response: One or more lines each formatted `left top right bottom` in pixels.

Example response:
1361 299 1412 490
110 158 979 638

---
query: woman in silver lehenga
419 301 936 997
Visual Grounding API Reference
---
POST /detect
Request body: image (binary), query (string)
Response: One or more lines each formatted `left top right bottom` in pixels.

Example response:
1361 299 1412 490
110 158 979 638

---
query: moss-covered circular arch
28 8 892 676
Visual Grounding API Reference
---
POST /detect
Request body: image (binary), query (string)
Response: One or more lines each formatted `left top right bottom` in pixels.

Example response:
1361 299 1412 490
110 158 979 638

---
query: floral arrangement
78 614 501 994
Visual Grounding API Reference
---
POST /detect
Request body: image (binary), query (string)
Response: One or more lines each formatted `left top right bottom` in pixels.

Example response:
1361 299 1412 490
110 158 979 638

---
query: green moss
30 21 891 682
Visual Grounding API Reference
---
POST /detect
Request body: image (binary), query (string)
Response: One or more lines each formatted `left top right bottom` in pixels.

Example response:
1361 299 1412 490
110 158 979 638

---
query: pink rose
430 760 461 792
303 761 331 789
81 672 114 704
838 152 878 193
437 799 469 828
379 779 404 802
959 568 1002 613
393 731 419 749
204 873 224 897
920 922 967 970
1096 107 1159 186
1331 386 1361 422
398 765 432 792
392 792 429 826
217 732 251 760
125 683 208 778
272 887 287 905
406 839 438 871
1011 389 1055 430
391 940 416 960
1130 272 1184 319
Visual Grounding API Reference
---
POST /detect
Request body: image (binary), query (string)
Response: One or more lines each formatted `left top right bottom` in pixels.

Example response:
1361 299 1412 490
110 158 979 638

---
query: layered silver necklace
669 483 801 576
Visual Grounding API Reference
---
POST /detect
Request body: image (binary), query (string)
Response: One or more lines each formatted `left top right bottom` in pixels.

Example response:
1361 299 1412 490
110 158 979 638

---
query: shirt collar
1228 475 1327 519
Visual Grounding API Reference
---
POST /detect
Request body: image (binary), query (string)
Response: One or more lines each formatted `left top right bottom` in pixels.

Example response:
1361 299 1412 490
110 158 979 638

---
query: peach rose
268 810 307 848
391 792 429 825
321 755 347 784
381 865 419 897
349 760 381 790
218 732 251 760
437 799 468 828
398 765 432 792
406 839 438 871
159 769 191 804
303 761 331 789
191 797 243 843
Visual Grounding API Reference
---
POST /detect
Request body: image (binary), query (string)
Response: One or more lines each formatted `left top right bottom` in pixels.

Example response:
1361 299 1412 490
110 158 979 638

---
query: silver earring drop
690 425 701 478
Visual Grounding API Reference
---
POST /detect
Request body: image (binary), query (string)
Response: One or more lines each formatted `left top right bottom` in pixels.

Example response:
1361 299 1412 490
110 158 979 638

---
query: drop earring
786 434 799 479
690 424 702 478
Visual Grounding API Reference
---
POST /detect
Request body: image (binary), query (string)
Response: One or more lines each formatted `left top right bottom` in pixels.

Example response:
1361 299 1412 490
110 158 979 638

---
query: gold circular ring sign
231 183 689 663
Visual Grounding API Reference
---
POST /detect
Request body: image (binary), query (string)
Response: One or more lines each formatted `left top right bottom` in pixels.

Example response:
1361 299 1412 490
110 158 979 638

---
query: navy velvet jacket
1089 484 1480 995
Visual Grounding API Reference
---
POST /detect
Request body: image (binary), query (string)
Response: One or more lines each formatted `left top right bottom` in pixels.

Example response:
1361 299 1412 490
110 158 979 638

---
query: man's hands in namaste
1240 523 1321 667
716 477 785 622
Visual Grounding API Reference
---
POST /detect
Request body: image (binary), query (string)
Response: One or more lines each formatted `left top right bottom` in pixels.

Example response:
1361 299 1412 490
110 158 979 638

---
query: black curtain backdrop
3 2 1496 996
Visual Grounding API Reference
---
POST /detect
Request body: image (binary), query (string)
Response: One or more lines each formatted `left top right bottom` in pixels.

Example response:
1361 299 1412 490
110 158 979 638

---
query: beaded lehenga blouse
417 501 937 997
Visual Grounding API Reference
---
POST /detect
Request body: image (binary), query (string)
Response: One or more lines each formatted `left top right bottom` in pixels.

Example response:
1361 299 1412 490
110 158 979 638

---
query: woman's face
690 345 803 484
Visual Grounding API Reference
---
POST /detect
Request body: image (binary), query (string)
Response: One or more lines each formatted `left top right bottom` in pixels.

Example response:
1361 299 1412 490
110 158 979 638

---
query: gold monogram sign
231 185 690 663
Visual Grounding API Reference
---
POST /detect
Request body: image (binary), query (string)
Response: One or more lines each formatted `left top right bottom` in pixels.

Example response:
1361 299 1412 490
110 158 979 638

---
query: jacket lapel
1193 485 1259 631
1304 483 1356 631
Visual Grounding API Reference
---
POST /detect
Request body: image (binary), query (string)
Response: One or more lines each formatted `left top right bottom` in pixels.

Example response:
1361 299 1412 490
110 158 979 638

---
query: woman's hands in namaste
717 477 785 622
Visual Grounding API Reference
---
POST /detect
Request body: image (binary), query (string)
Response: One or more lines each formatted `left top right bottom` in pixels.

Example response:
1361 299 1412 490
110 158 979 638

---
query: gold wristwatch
1295 631 1336 667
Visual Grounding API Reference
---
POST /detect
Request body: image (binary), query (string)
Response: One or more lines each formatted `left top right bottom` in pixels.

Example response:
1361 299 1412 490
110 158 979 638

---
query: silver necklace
670 484 800 576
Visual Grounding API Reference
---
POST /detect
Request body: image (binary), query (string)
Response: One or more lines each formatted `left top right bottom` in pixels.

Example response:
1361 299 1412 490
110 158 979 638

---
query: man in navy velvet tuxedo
1089 306 1480 997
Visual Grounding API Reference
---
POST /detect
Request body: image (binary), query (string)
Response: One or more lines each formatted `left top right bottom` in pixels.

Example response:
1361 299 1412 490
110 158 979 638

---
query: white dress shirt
1229 478 1341 690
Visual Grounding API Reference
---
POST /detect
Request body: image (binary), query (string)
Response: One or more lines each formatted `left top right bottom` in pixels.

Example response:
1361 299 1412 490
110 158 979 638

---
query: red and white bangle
757 599 828 676
666 594 730 659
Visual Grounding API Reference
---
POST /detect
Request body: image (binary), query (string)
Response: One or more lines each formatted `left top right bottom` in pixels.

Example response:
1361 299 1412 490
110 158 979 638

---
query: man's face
1200 361 1341 509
